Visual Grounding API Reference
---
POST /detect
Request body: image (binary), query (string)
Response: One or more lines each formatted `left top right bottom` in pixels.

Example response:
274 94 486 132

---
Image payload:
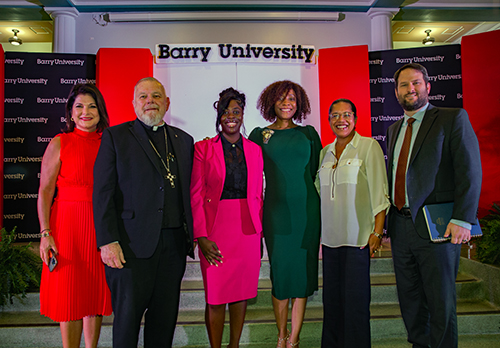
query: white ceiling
1 0 499 47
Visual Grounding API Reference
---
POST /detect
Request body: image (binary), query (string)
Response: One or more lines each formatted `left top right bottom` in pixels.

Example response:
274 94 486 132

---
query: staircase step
166 271 482 310
1 299 499 347
184 255 395 281
0 255 396 313
4 243 497 347
158 334 500 348
1 270 480 313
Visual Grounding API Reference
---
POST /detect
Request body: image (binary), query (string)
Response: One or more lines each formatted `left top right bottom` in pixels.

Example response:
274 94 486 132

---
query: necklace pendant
165 171 176 188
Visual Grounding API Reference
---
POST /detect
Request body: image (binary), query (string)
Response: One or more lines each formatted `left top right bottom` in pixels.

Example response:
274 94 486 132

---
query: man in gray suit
386 63 481 348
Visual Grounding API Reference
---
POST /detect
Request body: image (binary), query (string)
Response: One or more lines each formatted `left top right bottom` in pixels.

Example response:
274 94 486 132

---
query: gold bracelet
372 232 383 239
40 229 51 237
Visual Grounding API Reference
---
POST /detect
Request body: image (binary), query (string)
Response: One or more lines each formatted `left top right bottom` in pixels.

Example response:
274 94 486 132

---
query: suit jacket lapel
409 104 438 165
204 136 225 197
166 125 191 189
129 120 163 176
242 137 255 195
213 136 226 181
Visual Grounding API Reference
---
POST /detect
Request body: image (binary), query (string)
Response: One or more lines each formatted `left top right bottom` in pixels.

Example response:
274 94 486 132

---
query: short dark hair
394 63 430 88
65 83 110 133
257 80 311 122
214 87 246 135
328 98 357 119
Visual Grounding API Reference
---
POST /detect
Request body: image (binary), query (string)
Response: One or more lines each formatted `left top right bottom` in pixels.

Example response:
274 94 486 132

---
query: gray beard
139 113 163 127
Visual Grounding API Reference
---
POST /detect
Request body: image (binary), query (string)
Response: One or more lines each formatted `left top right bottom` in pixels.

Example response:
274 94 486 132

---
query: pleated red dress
40 128 112 322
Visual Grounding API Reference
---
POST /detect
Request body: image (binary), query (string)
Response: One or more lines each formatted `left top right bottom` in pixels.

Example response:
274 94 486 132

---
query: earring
71 117 74 121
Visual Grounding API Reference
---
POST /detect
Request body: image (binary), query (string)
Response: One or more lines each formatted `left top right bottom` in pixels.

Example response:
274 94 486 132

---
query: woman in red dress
191 87 264 348
38 84 112 348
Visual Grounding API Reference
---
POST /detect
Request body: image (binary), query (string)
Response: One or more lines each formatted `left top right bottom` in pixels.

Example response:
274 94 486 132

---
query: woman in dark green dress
249 80 321 348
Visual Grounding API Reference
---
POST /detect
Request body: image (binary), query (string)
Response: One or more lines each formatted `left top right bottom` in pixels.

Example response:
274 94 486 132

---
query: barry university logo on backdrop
156 43 316 64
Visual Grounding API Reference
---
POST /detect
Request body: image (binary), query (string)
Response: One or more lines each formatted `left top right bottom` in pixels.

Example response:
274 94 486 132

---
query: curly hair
65 83 110 133
214 87 246 135
257 80 311 123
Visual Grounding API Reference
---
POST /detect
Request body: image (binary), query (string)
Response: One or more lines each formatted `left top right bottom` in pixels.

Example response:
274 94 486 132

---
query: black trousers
105 227 187 348
389 208 460 348
321 245 371 348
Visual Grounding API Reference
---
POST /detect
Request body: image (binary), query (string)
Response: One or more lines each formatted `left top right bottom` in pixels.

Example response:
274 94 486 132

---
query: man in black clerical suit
93 77 194 348
386 63 481 348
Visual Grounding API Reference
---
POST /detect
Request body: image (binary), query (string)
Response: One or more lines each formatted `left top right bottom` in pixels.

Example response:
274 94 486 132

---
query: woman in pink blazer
190 87 264 348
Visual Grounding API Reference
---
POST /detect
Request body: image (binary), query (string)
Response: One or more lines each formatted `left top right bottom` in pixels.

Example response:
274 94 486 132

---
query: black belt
392 206 411 217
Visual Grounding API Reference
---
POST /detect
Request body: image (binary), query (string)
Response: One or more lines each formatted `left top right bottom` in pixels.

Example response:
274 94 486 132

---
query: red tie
395 117 415 210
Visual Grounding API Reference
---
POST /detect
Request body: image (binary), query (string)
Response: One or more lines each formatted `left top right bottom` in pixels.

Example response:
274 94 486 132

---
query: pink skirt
199 199 261 305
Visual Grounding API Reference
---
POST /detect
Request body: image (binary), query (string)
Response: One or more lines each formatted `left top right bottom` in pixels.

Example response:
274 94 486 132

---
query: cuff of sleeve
450 219 471 230
99 241 119 249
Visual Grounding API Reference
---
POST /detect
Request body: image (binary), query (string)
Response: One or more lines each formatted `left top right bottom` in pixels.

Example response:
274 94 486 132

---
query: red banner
318 45 371 147
462 30 500 217
96 48 153 126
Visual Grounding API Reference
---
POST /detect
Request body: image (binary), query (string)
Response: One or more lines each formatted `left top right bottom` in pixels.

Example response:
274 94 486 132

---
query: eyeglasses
329 112 354 121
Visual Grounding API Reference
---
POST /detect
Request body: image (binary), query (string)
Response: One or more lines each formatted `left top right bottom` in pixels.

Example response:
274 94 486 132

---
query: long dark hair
214 87 246 136
65 83 110 133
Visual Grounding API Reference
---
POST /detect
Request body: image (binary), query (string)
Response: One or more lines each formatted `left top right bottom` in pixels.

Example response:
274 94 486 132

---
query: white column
46 7 79 53
367 8 399 52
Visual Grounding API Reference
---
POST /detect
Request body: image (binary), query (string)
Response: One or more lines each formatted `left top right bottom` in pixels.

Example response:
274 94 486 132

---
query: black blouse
220 135 248 200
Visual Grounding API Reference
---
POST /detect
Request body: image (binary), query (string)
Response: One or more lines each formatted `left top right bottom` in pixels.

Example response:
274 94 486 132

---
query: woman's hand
367 233 382 257
37 136 61 267
365 211 386 257
198 237 223 266
40 235 58 266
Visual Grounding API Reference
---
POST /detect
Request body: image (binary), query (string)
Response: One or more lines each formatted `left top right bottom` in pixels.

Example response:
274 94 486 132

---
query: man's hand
100 242 126 269
444 222 471 245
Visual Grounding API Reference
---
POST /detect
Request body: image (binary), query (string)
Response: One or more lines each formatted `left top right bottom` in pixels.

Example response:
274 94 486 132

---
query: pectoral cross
165 171 176 188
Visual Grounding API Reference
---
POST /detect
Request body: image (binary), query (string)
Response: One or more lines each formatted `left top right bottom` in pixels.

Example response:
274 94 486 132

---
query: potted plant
476 203 500 266
0 227 42 307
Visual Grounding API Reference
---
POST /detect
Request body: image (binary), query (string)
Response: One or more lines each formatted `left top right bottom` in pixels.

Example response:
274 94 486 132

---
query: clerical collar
152 122 166 131
138 118 166 132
